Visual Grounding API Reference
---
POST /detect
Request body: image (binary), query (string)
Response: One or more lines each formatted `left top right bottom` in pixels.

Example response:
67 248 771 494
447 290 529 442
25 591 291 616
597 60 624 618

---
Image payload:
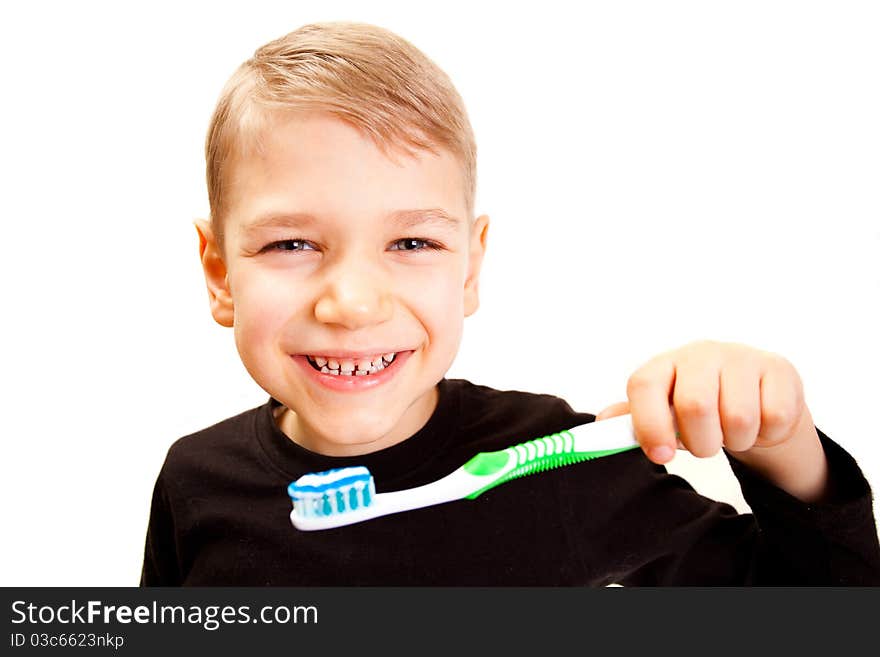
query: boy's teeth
309 352 397 376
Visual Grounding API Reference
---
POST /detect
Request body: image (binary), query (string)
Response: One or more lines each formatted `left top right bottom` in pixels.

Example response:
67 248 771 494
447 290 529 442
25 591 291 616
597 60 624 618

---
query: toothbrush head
288 466 376 528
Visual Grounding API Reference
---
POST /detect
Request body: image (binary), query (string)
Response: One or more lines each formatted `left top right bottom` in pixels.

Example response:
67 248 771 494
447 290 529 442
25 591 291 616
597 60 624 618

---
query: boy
141 21 880 585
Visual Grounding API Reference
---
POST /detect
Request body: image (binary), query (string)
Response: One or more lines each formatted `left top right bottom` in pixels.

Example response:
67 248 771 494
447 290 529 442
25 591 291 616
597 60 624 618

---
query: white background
1 0 877 585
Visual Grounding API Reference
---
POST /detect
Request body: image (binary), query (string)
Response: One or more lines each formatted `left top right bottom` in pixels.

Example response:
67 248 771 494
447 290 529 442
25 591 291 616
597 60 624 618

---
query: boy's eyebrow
389 208 462 232
240 208 462 235
240 213 317 235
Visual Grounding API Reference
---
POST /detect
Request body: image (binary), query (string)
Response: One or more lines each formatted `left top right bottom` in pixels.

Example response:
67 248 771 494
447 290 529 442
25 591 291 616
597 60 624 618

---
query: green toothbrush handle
462 420 639 499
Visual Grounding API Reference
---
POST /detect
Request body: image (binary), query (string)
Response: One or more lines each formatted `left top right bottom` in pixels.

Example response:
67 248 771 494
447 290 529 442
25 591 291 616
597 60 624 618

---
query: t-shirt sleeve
722 428 880 585
140 468 182 586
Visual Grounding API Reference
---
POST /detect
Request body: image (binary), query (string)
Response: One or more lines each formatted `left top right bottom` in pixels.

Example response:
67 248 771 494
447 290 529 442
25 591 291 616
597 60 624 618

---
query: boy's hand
596 340 829 501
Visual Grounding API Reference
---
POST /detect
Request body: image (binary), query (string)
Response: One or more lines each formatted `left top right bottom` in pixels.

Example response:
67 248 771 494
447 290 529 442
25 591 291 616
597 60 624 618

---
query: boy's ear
463 214 490 317
194 219 234 327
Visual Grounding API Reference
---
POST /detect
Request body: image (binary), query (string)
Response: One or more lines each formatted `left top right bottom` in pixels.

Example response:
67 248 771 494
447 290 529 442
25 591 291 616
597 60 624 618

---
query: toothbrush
288 413 641 531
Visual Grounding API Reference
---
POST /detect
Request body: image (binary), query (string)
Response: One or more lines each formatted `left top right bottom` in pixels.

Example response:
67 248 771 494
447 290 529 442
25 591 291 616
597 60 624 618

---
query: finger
758 357 805 446
596 401 630 421
626 357 678 464
718 357 761 452
671 359 723 458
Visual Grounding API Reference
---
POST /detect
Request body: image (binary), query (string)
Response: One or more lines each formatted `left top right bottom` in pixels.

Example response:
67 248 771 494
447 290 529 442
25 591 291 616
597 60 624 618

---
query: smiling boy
141 21 880 585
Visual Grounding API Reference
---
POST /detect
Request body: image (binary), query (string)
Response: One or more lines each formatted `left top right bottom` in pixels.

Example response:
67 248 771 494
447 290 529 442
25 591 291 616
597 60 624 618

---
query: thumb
596 401 630 421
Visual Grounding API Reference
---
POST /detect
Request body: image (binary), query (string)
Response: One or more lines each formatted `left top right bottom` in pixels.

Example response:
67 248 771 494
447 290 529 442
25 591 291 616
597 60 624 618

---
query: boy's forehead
225 111 469 233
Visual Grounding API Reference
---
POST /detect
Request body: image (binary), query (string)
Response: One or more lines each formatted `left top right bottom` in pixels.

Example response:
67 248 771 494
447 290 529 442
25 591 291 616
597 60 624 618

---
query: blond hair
205 21 477 250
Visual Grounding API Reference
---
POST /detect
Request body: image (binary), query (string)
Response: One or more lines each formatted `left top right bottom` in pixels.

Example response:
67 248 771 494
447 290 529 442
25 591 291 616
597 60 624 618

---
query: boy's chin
299 410 404 453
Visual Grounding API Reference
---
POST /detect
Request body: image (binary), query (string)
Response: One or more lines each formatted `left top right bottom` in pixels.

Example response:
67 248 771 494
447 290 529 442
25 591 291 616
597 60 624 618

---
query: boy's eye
389 238 441 252
262 239 315 252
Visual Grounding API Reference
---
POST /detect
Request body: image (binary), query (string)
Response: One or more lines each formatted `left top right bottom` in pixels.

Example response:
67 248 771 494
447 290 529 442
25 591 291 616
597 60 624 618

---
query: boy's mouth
305 352 399 377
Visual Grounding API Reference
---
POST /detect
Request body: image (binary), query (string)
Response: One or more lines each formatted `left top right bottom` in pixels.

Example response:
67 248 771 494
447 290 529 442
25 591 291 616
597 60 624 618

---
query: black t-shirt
141 378 880 585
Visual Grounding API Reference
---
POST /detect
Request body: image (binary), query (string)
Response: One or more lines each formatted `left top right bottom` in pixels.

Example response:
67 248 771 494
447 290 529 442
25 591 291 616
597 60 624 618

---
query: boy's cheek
230 285 298 350
402 263 467 299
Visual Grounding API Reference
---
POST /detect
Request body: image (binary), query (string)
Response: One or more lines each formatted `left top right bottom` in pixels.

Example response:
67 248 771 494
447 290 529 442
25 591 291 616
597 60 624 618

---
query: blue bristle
289 466 375 517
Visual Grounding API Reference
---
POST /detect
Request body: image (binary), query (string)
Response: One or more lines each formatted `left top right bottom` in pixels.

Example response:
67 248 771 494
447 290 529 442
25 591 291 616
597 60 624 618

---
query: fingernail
649 446 675 463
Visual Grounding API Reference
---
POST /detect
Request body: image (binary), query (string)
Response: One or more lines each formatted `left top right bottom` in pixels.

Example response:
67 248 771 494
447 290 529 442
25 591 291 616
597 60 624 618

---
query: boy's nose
313 261 393 329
